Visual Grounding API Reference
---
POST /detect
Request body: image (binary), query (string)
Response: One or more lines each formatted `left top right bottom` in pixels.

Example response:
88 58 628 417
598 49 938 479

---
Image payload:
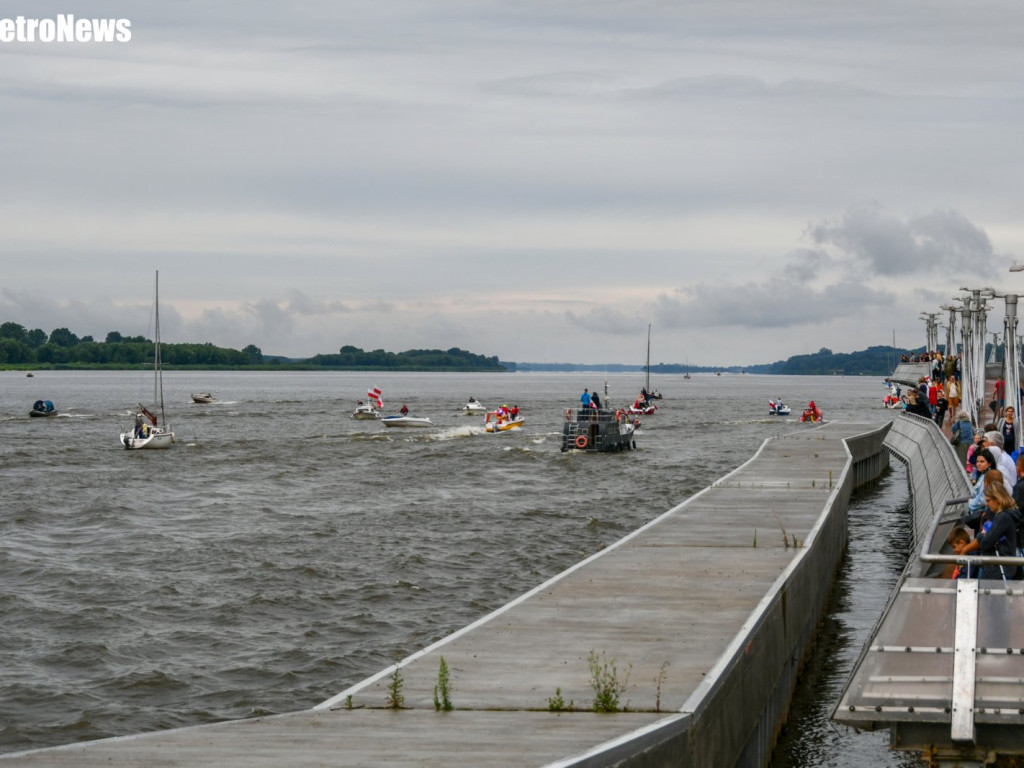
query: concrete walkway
3 423 887 767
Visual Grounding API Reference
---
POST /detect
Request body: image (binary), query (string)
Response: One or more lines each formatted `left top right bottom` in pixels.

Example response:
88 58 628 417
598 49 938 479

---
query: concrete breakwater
2 422 892 767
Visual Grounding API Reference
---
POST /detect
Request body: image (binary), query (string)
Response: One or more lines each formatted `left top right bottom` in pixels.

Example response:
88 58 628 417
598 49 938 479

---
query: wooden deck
2 423 888 767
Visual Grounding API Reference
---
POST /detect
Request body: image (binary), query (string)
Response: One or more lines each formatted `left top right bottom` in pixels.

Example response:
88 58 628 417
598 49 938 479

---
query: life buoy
575 435 588 449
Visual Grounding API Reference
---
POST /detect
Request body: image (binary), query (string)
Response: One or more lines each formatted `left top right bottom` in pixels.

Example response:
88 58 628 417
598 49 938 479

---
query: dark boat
29 399 56 417
561 408 636 453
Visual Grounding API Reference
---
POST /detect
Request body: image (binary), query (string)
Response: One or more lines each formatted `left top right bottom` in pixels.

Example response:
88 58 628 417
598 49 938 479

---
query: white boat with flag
353 387 383 419
120 272 176 450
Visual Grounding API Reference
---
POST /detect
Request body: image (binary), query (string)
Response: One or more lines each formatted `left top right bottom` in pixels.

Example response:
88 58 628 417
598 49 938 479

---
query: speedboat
800 402 823 423
768 401 791 416
352 402 381 420
381 415 433 428
484 411 524 432
191 393 216 404
29 399 56 417
626 402 657 415
462 398 486 414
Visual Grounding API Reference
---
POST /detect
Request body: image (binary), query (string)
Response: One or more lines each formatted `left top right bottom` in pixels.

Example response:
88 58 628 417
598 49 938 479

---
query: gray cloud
806 205 1001 278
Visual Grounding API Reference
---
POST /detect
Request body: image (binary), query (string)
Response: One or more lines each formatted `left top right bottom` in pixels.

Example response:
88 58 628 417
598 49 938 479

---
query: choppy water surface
1 370 907 762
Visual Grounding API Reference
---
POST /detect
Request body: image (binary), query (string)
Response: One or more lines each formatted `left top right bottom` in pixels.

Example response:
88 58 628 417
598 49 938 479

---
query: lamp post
940 304 960 357
920 312 940 354
960 288 994 426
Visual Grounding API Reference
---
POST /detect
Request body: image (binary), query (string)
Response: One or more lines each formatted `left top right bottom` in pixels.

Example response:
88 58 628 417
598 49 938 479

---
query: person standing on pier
955 482 1021 581
951 411 974 467
935 387 949 427
947 377 961 421
999 407 1016 458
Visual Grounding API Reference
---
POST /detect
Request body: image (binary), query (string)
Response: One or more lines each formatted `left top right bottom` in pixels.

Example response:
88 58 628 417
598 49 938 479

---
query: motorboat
355 387 384 419
352 402 381 420
561 407 636 452
768 400 791 416
800 402 823 423
191 393 216 404
882 380 903 409
626 402 657 416
462 398 486 414
484 410 524 432
120 271 176 450
29 399 56 417
381 415 433 428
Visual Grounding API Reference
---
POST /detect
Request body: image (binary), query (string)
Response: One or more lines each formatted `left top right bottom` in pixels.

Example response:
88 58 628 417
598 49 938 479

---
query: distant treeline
518 345 925 376
0 322 509 371
743 345 921 376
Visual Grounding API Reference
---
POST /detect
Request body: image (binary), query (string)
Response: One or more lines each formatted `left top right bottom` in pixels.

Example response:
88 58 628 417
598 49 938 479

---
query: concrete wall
564 424 892 768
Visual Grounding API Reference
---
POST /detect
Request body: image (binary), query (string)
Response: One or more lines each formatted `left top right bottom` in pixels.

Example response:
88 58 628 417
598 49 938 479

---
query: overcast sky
2 1 1022 365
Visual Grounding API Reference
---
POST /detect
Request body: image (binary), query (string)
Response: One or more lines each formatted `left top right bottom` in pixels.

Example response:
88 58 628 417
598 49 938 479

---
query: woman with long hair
956 482 1022 581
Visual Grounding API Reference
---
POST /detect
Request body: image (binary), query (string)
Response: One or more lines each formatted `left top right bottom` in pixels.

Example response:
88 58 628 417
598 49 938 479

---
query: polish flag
369 387 382 408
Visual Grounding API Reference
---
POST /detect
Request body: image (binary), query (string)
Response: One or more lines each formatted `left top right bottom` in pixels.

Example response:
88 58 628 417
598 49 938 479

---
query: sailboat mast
155 270 166 426
645 324 651 392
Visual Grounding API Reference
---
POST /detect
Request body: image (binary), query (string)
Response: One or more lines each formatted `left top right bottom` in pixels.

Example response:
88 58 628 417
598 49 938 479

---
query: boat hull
485 417 524 432
29 410 56 417
120 429 176 450
191 394 216 404
352 408 380 420
381 416 432 428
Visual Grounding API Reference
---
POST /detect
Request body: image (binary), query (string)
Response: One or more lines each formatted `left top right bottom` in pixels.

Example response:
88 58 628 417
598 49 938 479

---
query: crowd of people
895 352 1024 580
949 427 1024 581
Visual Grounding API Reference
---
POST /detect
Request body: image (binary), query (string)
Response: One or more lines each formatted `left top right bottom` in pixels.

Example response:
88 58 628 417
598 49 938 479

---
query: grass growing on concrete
588 650 631 713
386 664 404 709
547 687 574 712
434 656 453 712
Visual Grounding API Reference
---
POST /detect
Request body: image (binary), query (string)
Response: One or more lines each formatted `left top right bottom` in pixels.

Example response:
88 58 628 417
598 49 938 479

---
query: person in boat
769 399 775 412
580 389 591 409
510 404 519 419
468 396 477 403
400 403 409 415
590 390 602 409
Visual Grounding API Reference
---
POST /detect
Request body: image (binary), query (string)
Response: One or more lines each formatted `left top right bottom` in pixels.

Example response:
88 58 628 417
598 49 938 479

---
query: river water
1 370 914 763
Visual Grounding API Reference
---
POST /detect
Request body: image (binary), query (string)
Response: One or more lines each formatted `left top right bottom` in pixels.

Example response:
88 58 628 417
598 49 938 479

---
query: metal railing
919 496 1024 571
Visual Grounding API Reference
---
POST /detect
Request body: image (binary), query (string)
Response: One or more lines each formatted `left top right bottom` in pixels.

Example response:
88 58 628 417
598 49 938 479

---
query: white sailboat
120 271 176 450
642 324 662 400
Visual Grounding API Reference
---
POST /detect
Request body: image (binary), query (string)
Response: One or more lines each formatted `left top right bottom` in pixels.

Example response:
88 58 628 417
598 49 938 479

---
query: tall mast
645 324 651 392
155 270 166 426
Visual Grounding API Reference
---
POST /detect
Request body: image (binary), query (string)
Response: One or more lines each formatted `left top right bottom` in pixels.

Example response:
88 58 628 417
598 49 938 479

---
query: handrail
920 496 1024 569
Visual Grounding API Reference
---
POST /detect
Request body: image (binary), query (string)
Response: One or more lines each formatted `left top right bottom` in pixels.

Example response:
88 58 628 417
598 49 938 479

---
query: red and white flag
369 387 383 408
